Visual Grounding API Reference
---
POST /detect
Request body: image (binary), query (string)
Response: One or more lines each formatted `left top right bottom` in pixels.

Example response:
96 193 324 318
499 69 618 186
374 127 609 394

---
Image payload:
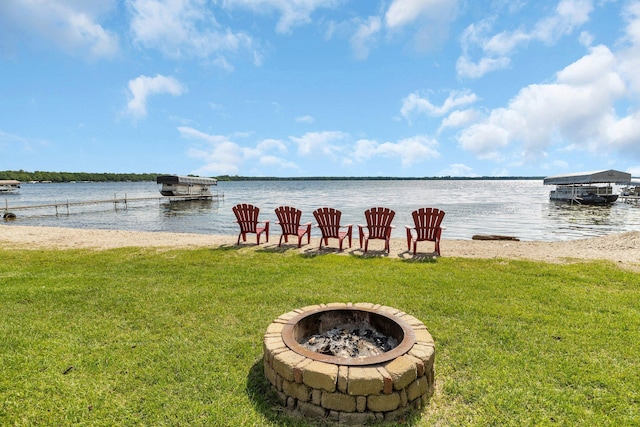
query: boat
156 175 217 197
543 169 631 205
620 180 640 203
0 180 21 193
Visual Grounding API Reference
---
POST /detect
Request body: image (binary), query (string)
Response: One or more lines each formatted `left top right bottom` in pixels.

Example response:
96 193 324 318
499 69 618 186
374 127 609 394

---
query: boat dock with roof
543 169 632 205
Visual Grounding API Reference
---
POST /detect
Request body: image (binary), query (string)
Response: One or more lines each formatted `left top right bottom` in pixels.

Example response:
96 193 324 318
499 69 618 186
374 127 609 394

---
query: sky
2 0 640 178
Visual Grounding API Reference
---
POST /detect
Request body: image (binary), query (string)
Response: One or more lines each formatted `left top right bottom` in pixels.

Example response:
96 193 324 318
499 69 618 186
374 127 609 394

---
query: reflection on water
544 202 636 240
3 180 640 241
160 199 217 217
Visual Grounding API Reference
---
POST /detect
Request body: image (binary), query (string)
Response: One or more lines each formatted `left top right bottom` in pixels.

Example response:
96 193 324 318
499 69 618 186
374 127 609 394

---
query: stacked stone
263 302 435 425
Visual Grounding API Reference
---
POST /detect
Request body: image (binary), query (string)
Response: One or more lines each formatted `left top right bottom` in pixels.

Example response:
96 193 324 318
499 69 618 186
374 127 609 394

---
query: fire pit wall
263 303 435 425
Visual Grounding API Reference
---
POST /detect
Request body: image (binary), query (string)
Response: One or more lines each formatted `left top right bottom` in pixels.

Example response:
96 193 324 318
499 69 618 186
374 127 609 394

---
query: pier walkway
3 193 223 218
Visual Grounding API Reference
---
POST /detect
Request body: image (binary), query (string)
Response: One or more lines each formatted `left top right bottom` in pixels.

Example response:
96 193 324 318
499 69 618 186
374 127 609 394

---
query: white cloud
457 43 640 162
352 139 379 161
385 0 457 29
439 109 480 131
384 0 458 52
222 0 340 34
0 0 119 58
289 131 348 157
126 75 187 119
401 90 479 120
295 115 315 123
438 163 477 177
127 0 254 60
456 49 511 79
350 16 381 60
257 138 288 152
180 128 298 174
533 0 593 43
354 135 439 167
457 0 594 79
619 3 640 96
259 155 299 169
180 127 244 175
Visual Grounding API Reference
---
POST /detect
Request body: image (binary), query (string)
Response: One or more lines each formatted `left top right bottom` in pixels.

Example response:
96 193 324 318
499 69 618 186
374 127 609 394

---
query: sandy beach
2 224 639 270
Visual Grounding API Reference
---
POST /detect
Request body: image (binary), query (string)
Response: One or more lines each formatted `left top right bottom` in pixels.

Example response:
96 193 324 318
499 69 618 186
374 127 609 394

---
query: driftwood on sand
472 235 520 241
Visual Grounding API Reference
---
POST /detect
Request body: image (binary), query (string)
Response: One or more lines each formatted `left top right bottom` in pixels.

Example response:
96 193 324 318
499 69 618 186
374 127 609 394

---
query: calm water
2 180 640 241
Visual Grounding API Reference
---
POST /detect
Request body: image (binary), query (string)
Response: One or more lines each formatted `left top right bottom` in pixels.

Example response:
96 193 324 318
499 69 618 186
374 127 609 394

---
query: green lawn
1 246 638 426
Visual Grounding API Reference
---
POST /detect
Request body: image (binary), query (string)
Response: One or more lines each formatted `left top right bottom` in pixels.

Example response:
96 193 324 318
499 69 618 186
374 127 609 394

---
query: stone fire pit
263 303 435 425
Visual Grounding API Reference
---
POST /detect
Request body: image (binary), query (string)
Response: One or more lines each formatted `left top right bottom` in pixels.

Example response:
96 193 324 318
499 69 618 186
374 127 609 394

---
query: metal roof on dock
156 175 217 185
543 169 631 185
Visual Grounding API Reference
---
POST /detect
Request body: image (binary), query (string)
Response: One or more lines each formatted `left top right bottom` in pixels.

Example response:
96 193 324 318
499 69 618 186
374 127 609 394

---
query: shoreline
2 225 640 268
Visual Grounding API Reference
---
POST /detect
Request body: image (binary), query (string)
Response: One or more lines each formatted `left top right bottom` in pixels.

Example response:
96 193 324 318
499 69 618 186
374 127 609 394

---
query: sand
2 224 639 270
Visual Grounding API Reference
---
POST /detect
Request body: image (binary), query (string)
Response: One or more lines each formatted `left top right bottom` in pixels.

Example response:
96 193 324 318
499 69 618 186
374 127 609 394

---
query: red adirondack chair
405 207 446 256
313 207 352 251
358 207 396 253
274 206 312 247
232 203 270 245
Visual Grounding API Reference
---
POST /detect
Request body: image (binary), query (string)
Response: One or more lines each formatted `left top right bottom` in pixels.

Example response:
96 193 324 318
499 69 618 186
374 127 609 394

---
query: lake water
2 180 640 241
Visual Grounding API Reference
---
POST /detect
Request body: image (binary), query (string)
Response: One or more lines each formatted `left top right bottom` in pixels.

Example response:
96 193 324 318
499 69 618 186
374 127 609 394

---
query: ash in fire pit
302 323 398 358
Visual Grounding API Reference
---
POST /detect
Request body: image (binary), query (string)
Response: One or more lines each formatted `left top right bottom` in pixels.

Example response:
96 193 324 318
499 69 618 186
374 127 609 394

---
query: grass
1 245 639 426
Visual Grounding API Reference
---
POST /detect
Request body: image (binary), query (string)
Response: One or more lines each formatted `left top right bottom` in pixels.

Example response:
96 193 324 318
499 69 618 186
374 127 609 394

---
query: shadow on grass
246 358 319 427
213 244 246 252
246 358 426 426
216 243 440 266
397 251 440 263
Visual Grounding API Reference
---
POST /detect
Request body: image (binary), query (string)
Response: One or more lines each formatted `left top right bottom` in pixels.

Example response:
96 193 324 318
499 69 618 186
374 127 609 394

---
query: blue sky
2 0 640 178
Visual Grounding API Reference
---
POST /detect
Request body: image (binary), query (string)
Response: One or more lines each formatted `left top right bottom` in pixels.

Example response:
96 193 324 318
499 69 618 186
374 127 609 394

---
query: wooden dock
619 195 640 204
3 193 223 217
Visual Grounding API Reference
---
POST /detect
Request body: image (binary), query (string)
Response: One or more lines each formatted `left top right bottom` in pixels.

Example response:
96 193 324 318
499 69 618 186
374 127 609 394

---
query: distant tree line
0 170 161 183
2 170 544 182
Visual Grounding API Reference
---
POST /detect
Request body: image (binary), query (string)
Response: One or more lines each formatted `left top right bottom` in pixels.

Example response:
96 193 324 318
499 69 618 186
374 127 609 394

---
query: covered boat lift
156 175 218 197
543 170 631 186
543 169 631 205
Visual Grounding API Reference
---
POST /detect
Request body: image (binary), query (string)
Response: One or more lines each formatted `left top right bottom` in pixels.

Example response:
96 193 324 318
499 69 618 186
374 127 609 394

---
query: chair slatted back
413 208 445 241
275 206 302 235
364 207 395 239
233 203 261 233
313 207 342 238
